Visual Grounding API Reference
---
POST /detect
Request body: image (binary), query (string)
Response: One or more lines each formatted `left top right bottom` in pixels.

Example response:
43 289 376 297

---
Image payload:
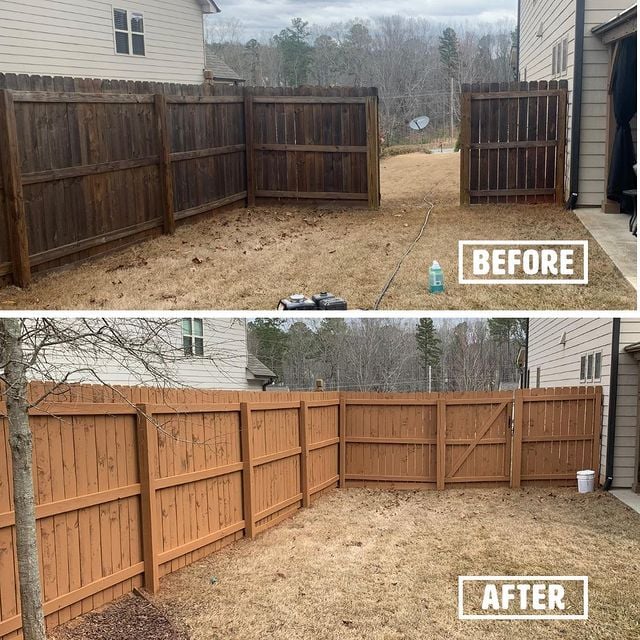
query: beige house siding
518 0 577 198
579 1 637 207
518 0 636 207
29 319 255 390
615 320 640 487
0 0 210 83
527 318 640 488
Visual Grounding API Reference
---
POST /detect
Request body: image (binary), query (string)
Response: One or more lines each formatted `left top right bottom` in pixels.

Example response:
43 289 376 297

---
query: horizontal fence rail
0 384 601 639
0 75 380 287
459 80 568 206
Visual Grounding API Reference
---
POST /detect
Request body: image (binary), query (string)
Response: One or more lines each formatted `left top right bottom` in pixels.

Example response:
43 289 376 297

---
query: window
536 367 541 389
552 38 568 76
594 352 602 380
580 351 602 383
182 319 204 356
113 8 145 56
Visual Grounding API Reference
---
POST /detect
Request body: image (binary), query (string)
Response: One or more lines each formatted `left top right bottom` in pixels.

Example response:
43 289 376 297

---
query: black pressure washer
277 292 348 311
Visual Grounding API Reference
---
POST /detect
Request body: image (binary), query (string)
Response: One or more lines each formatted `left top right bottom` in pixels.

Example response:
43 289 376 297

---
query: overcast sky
213 0 518 38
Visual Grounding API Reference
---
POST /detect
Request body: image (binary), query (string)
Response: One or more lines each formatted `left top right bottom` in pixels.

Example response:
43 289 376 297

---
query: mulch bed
49 592 188 640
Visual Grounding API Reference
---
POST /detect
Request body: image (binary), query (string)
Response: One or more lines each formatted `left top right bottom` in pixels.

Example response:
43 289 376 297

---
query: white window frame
551 38 568 77
580 351 602 383
182 318 204 357
113 7 146 57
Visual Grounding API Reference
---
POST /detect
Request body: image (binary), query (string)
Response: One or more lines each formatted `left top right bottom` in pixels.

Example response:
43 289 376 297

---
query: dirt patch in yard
0 154 635 310
153 488 640 640
49 592 187 640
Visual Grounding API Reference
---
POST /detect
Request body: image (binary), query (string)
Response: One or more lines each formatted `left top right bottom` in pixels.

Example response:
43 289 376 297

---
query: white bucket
576 470 595 493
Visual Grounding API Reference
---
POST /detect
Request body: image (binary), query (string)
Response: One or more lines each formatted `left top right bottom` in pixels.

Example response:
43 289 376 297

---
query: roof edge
592 4 637 35
200 0 221 15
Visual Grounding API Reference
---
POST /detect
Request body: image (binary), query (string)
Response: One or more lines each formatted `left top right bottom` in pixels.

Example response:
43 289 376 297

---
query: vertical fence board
0 90 31 286
136 406 159 594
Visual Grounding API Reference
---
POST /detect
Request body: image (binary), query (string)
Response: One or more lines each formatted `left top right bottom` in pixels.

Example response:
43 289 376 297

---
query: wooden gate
443 393 512 486
341 388 603 489
459 80 568 205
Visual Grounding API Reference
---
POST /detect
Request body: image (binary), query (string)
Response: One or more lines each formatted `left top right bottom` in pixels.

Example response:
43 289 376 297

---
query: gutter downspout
567 0 586 209
522 318 530 389
262 377 276 392
516 0 521 79
516 0 522 79
603 318 621 490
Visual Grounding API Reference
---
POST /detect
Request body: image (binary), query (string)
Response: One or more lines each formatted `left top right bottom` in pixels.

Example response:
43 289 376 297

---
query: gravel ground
152 488 640 640
0 153 634 311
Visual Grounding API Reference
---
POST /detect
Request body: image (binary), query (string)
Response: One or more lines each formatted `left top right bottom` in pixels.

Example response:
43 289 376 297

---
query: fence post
511 390 524 488
299 400 310 507
459 87 471 206
0 89 31 287
136 404 160 594
154 94 175 234
436 394 446 490
240 402 255 538
339 394 346 487
365 94 380 210
243 88 256 207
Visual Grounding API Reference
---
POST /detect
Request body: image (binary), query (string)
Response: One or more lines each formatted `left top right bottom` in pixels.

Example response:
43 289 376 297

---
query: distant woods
206 16 517 145
247 318 526 393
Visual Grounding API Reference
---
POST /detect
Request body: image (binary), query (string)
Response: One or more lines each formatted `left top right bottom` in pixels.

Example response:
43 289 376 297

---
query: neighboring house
205 48 245 85
526 318 640 491
517 1 637 210
0 0 221 84
28 318 275 391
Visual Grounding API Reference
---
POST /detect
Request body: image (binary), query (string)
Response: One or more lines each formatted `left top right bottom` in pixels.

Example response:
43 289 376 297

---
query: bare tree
0 318 240 640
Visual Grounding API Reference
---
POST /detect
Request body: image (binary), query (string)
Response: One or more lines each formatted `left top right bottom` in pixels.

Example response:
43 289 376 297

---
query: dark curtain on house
607 36 637 213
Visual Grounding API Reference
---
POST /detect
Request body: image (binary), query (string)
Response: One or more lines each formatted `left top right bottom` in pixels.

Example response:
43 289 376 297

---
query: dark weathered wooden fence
459 80 568 206
0 75 380 288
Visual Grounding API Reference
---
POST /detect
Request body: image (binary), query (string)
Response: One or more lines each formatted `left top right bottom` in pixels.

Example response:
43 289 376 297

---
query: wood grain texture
460 81 568 206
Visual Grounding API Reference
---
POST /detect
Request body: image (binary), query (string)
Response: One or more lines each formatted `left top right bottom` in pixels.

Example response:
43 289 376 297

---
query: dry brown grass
154 488 640 640
0 154 635 310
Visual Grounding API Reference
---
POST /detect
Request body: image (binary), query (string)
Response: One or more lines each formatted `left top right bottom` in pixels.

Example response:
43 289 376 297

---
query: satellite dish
409 116 430 131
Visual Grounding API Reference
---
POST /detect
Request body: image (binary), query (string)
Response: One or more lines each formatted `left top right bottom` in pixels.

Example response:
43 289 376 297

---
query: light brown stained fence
459 80 569 206
0 384 340 640
0 384 600 639
0 75 381 289
341 387 602 490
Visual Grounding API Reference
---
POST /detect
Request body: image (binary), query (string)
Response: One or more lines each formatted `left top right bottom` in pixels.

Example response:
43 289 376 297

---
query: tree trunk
1 319 46 640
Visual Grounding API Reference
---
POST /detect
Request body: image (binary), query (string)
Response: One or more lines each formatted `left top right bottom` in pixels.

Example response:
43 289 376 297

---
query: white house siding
518 0 577 198
30 318 254 390
518 1 636 207
527 318 640 488
0 0 208 83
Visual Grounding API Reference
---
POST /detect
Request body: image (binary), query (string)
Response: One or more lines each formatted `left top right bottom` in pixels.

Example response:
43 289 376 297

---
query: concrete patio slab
611 489 640 515
577 209 637 289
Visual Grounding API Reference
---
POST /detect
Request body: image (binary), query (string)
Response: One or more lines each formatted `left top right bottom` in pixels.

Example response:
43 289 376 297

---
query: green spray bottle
429 261 445 294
